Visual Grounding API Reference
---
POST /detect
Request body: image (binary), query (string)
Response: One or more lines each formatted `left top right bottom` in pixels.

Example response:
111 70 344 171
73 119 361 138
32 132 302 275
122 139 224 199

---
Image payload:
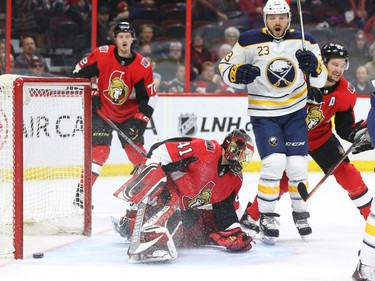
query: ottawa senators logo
182 182 215 209
306 105 324 131
104 71 129 104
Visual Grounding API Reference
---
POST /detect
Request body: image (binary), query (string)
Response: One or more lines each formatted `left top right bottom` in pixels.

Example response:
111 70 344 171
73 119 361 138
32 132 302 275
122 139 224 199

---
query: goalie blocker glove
307 87 323 105
229 64 260 84
295 49 322 77
348 121 374 154
209 223 253 251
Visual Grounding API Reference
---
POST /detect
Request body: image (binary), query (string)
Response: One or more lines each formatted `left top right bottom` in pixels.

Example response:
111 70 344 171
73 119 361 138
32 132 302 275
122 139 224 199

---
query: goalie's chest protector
172 140 242 210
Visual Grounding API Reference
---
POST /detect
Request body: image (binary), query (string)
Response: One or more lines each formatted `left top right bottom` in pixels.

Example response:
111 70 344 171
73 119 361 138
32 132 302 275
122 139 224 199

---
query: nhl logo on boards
178 113 197 136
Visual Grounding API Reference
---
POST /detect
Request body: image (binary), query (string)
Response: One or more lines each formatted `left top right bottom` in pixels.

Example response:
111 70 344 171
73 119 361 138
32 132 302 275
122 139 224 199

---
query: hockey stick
296 0 311 90
96 109 148 158
128 196 149 255
298 128 368 201
296 0 306 51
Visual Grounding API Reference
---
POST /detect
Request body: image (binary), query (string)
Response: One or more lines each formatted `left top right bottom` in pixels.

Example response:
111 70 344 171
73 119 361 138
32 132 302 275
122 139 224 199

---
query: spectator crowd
1 0 375 95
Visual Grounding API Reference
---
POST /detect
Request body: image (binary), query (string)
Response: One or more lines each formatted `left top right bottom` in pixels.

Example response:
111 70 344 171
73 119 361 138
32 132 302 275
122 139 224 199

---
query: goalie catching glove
348 121 374 154
210 223 253 251
229 64 260 84
295 49 322 77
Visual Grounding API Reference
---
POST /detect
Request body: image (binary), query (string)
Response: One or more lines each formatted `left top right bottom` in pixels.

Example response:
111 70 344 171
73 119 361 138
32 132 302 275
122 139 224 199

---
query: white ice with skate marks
0 172 373 281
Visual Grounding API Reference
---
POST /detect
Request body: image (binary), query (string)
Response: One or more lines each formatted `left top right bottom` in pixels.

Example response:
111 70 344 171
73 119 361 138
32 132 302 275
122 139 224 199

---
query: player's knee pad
285 155 308 183
260 153 287 180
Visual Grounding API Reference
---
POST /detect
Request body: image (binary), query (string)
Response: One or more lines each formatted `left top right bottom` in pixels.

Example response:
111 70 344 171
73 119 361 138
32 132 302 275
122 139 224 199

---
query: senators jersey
73 45 157 123
219 28 327 117
148 137 242 214
306 77 357 151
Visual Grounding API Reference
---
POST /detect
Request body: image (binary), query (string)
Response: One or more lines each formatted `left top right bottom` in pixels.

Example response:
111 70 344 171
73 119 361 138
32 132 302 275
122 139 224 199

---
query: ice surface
0 171 374 281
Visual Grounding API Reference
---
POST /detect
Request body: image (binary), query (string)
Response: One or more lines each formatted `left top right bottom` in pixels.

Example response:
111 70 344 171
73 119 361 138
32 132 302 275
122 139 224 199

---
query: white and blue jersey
219 27 327 117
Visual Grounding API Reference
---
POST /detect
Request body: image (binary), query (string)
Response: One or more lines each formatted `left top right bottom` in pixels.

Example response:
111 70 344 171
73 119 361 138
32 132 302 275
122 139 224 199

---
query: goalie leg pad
114 162 167 204
128 225 178 263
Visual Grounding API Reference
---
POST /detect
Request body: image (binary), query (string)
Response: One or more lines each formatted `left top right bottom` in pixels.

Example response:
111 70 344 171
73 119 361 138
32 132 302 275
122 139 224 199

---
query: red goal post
0 75 92 259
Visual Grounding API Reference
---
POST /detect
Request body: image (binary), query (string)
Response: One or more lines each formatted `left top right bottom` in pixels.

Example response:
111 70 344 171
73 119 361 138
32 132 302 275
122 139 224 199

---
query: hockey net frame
0 74 92 259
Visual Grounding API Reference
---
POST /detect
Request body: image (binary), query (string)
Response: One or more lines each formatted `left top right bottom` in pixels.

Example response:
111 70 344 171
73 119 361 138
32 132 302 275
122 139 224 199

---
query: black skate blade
297 182 309 201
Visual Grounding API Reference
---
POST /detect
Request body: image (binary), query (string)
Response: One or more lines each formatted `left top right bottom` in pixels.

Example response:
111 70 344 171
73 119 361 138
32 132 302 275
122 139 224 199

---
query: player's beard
327 71 342 84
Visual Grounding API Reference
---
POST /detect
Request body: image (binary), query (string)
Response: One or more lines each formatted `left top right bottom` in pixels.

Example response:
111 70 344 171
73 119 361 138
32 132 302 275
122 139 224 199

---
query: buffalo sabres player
241 44 374 246
218 0 327 244
112 129 255 263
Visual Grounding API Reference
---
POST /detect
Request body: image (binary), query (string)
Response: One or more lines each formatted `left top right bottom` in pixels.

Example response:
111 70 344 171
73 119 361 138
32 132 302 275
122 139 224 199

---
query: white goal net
0 74 92 259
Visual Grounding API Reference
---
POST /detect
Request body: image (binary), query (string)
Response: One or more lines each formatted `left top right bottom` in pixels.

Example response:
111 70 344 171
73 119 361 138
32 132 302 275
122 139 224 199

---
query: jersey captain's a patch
266 58 296 88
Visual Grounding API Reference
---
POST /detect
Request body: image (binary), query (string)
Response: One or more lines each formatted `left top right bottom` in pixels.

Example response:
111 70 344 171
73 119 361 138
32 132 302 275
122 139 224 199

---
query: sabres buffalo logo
104 71 129 104
306 106 324 131
266 58 296 88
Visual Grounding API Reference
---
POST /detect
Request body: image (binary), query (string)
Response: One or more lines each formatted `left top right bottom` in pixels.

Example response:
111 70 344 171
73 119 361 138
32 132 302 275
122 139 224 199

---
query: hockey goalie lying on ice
112 129 255 263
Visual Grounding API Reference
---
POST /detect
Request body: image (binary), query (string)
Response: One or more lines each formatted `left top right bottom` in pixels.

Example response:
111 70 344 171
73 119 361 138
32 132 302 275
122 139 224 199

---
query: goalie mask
222 129 255 175
321 43 349 70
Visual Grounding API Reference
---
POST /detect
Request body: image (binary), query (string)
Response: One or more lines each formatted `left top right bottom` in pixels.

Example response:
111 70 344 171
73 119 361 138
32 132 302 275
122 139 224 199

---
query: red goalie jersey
146 136 243 230
73 45 156 123
149 137 242 210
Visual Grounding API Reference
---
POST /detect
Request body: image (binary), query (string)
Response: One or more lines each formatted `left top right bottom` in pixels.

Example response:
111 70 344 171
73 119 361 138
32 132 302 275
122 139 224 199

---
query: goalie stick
298 128 368 201
96 109 148 158
128 196 149 255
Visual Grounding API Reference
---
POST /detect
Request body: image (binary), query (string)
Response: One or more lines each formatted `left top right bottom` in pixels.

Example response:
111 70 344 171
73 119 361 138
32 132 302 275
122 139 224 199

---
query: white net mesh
0 74 90 257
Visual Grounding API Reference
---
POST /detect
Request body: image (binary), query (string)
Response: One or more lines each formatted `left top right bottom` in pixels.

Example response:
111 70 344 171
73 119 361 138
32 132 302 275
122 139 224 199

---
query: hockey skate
292 211 312 241
259 213 280 245
352 260 375 281
240 206 260 238
111 216 132 241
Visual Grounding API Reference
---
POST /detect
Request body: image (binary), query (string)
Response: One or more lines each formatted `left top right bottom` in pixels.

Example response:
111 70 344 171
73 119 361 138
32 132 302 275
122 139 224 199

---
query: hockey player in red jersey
112 129 255 263
240 43 374 240
72 22 157 208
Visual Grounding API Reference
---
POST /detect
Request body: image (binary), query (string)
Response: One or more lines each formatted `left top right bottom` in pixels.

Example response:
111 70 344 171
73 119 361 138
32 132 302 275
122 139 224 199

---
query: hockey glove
307 87 323 105
295 49 322 77
229 64 260 84
349 121 374 154
210 225 253 251
126 113 149 140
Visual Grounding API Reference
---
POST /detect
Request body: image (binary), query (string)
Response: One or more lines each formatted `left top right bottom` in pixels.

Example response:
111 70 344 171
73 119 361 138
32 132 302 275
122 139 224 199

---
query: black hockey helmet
113 21 135 38
222 129 254 174
321 43 349 69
